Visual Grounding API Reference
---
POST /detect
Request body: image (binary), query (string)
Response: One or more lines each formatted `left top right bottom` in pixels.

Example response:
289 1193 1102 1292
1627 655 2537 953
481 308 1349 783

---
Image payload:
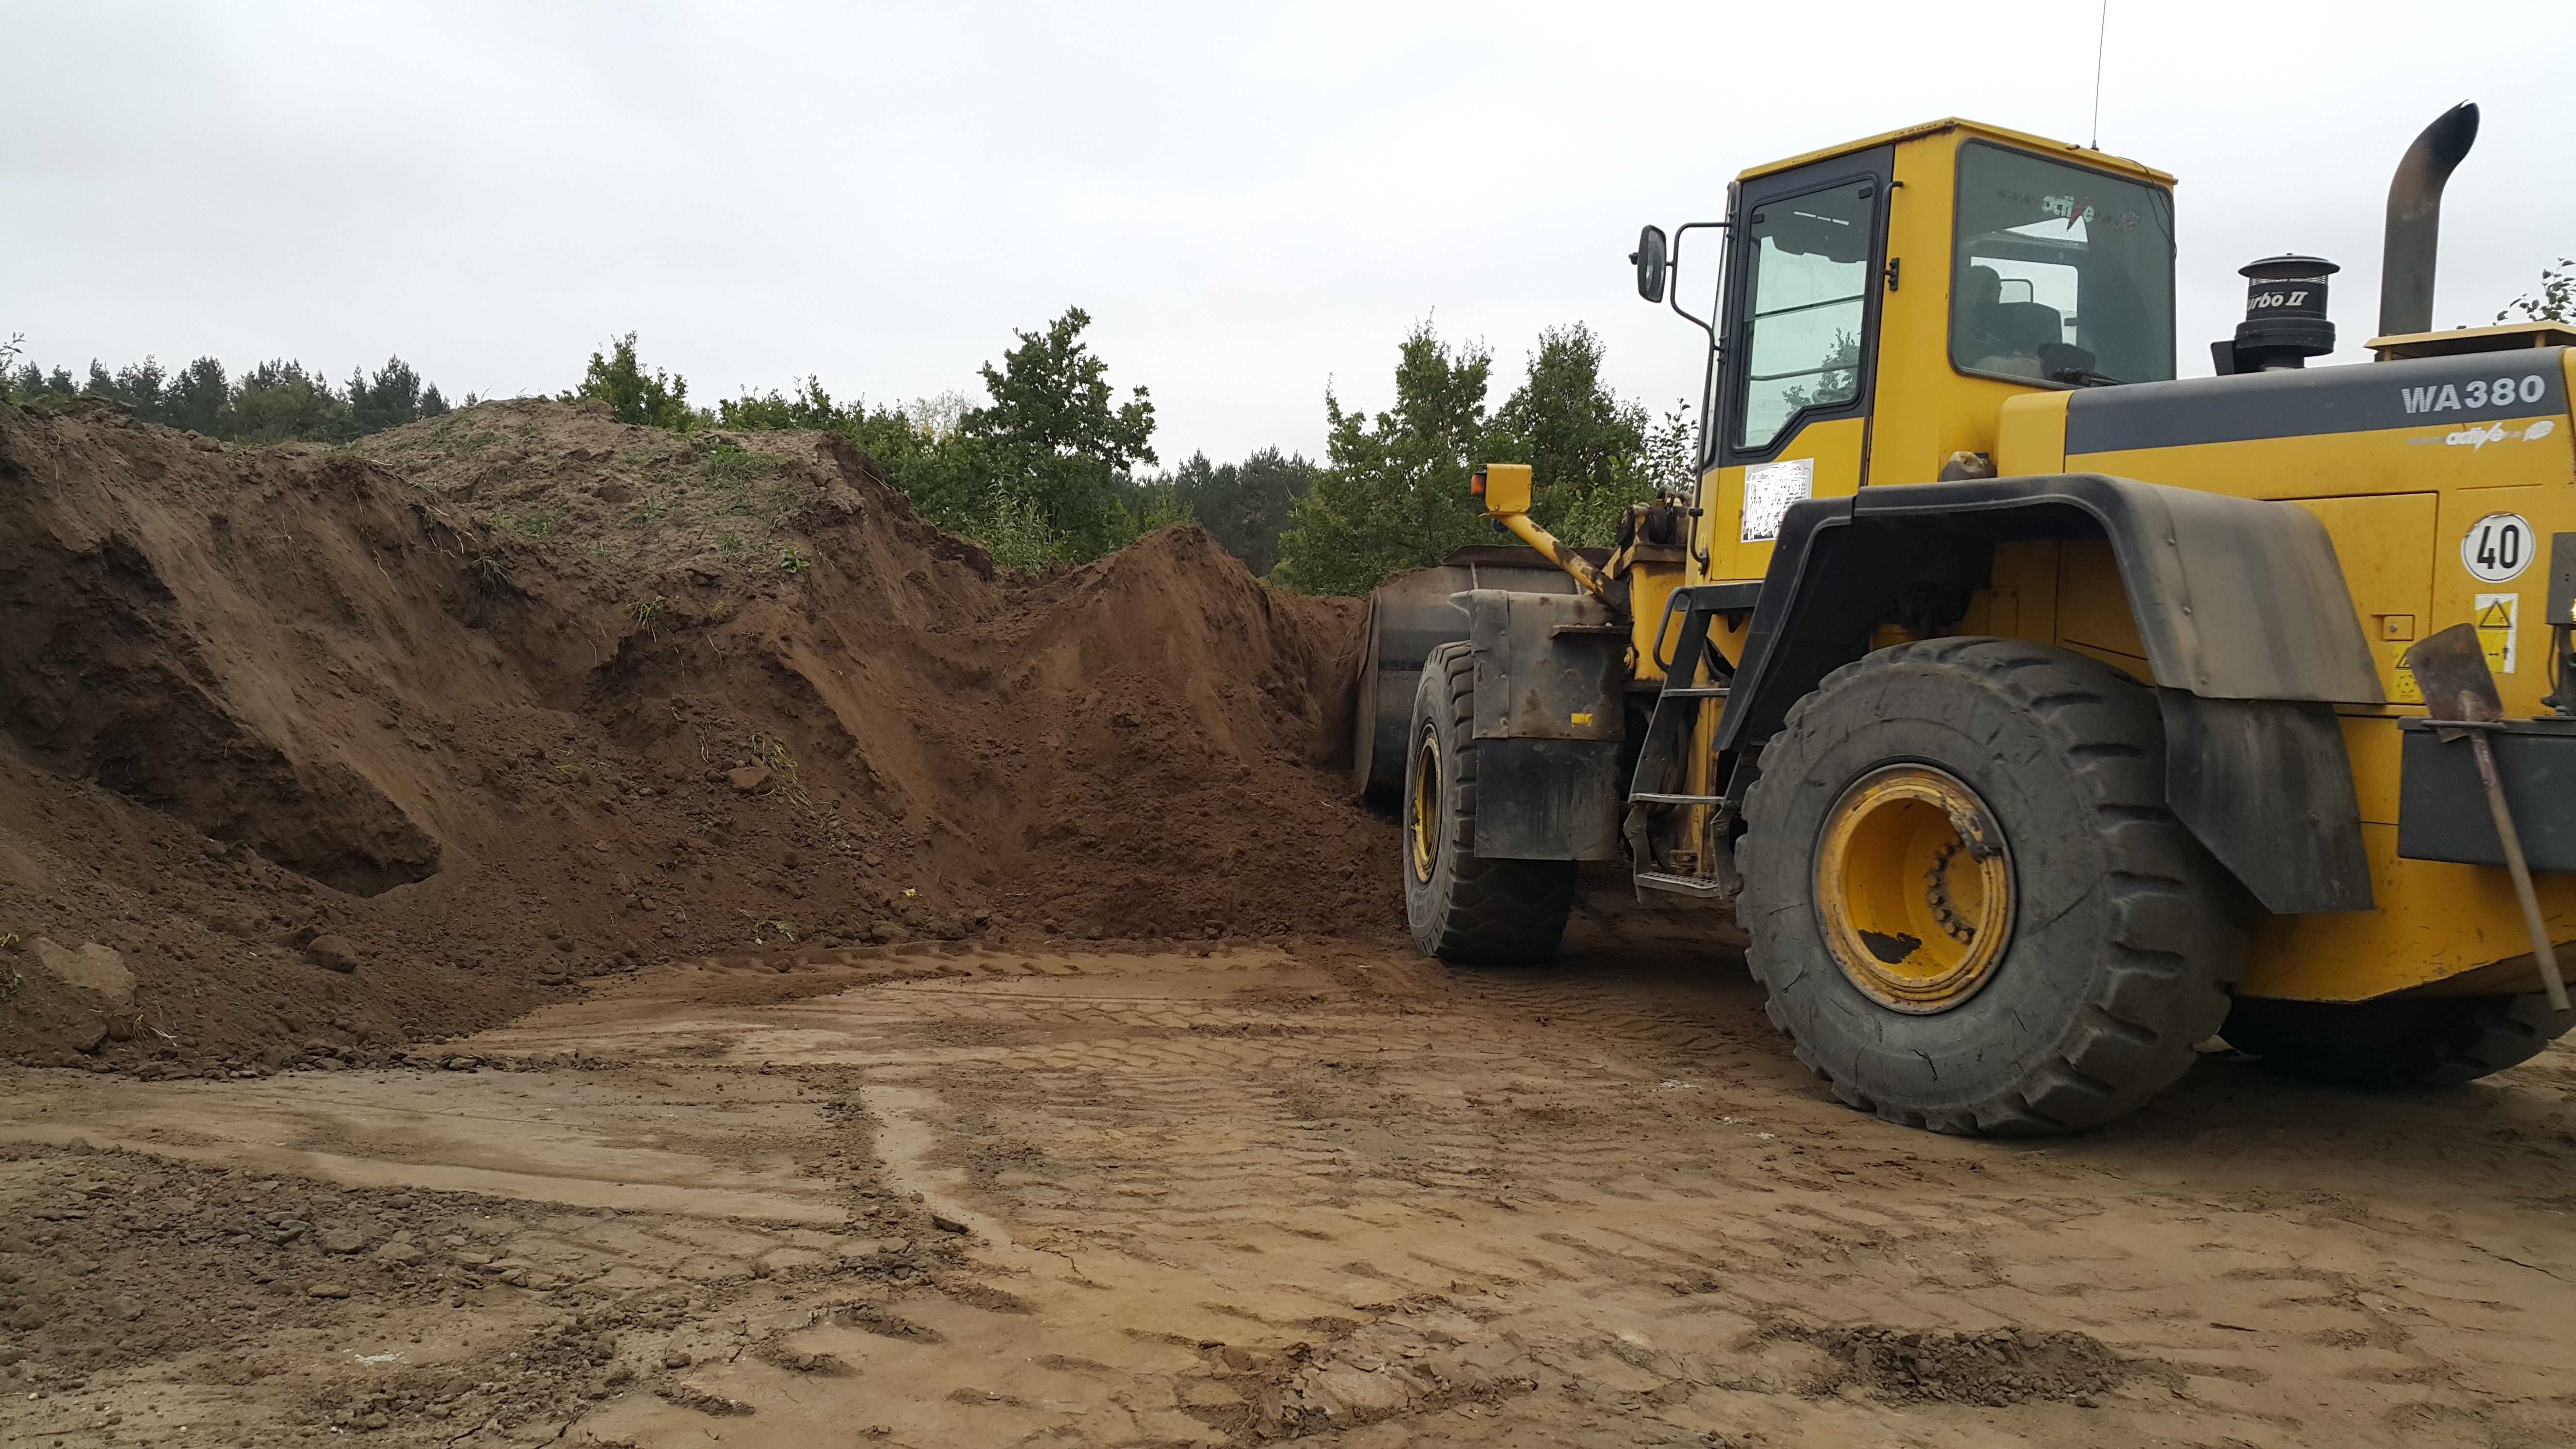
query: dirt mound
1783 1323 2154 1406
0 397 1390 1072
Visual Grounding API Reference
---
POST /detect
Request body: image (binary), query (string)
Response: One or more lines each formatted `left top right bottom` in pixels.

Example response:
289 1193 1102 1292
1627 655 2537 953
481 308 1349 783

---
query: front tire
1739 638 2245 1135
1402 643 1575 964
2222 993 2575 1088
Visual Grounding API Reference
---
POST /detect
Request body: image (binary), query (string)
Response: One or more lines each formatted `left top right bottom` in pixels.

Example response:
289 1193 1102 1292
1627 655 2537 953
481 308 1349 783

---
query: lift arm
1475 464 1615 608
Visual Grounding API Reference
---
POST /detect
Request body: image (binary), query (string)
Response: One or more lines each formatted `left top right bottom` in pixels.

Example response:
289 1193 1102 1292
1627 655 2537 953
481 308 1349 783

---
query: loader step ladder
1624 584 1755 901
1632 870 1736 899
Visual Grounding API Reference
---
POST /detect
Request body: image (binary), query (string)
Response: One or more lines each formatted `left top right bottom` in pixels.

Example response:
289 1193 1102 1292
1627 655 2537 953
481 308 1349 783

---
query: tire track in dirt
10 941 2576 1446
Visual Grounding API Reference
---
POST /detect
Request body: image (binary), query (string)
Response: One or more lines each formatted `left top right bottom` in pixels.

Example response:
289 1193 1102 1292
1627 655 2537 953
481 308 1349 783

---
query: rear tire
2222 993 2575 1088
1402 643 1576 964
1739 638 2246 1135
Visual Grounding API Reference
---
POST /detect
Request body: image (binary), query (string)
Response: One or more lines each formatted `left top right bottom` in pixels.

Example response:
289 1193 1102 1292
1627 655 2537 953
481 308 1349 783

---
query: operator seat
1959 264 2060 378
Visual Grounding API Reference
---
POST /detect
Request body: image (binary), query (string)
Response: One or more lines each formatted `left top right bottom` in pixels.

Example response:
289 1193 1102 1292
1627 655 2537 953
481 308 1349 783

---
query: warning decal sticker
2387 641 2424 704
2475 593 2518 674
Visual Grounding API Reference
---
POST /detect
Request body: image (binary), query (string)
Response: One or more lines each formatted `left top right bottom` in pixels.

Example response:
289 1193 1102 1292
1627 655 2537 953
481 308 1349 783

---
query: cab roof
1738 117 2176 188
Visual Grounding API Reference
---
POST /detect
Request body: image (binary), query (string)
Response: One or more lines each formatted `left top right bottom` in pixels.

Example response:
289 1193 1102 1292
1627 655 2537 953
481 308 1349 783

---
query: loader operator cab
1645 125 2181 498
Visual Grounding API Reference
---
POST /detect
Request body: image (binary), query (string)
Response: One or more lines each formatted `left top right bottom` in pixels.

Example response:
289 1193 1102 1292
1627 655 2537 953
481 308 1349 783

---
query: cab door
1700 148 1893 584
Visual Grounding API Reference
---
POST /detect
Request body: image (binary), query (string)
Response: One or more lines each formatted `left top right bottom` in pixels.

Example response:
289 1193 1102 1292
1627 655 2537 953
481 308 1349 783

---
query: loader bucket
1347 545 1595 802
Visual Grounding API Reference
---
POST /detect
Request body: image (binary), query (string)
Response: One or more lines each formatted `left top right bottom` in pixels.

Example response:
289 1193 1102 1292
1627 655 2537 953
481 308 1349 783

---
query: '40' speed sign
2463 512 2533 584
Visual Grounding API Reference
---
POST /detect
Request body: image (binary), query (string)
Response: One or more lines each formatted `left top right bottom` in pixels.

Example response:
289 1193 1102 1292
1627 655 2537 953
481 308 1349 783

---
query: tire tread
1740 637 2243 1136
1406 644 1575 965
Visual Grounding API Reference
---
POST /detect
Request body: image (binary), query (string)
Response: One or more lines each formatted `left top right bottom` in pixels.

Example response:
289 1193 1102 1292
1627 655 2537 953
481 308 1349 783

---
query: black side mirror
1630 225 1668 304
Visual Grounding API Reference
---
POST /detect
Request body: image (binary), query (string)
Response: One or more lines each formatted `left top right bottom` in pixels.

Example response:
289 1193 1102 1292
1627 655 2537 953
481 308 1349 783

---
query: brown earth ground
6 905 2576 1447
4 401 2576 1445
0 397 1385 1072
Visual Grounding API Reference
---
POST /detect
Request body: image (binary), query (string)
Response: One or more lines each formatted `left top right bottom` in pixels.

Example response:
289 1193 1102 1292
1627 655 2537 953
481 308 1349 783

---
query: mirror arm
1664 220 1730 345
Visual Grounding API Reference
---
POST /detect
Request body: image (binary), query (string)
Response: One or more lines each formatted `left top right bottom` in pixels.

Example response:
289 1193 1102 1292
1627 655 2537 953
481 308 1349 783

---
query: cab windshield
1952 143 2174 386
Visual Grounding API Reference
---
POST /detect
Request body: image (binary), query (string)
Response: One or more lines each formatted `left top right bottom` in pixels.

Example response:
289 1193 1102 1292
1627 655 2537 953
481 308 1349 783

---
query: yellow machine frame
1517 119 2573 1005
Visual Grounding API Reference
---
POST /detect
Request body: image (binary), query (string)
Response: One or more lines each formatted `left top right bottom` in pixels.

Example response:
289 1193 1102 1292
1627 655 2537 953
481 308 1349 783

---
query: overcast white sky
5 2 2571 464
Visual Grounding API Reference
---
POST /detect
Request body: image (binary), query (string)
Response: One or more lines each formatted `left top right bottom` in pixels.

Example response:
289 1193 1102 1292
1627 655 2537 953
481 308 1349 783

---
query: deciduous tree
963 307 1156 559
2498 258 2574 324
1272 321 1495 596
1487 322 1650 547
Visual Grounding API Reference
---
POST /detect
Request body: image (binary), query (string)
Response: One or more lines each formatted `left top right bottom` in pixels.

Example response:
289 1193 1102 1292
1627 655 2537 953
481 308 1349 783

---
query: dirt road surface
6 903 2575 1448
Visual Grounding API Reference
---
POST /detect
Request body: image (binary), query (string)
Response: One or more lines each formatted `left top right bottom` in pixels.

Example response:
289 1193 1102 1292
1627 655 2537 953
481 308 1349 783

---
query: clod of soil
0 396 1391 1072
1783 1322 2153 1406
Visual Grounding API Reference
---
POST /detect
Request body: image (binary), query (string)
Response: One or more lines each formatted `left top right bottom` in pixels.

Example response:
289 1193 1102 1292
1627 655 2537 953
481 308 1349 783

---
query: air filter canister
2234 255 2339 369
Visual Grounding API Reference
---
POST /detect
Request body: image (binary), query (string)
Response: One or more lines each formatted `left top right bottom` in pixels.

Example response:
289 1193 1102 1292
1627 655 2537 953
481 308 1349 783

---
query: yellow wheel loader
1365 104 2576 1134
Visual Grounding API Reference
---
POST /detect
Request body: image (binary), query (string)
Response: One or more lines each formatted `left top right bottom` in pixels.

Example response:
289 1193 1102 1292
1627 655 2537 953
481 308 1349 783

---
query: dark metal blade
2405 622 2504 724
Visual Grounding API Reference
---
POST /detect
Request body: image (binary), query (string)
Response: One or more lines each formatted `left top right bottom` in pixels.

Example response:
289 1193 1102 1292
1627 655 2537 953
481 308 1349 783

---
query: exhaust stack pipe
2379 102 2479 337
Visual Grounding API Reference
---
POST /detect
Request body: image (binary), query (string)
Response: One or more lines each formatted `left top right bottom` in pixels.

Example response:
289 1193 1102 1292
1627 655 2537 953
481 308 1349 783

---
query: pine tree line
1 341 467 445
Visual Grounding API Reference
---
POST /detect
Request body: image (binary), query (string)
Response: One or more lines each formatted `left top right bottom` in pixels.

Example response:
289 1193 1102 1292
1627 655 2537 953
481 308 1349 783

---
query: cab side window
1736 180 1876 452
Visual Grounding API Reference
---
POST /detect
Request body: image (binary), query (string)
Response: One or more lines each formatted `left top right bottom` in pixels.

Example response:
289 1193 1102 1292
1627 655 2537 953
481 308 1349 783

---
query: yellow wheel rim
1814 764 2015 1014
1408 727 1442 884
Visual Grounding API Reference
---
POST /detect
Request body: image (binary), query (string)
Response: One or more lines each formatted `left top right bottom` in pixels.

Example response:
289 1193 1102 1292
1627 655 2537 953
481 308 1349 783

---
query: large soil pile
0 397 1391 1072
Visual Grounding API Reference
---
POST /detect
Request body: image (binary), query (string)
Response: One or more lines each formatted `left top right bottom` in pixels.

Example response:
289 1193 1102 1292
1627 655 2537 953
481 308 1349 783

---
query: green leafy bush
562 333 696 429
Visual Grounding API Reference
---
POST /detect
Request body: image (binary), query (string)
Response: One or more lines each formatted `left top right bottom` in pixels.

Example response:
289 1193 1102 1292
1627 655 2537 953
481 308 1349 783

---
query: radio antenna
2090 1 2109 150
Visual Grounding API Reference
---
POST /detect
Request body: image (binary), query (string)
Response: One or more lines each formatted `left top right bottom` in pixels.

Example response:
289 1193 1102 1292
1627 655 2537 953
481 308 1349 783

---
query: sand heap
0 397 1391 1071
